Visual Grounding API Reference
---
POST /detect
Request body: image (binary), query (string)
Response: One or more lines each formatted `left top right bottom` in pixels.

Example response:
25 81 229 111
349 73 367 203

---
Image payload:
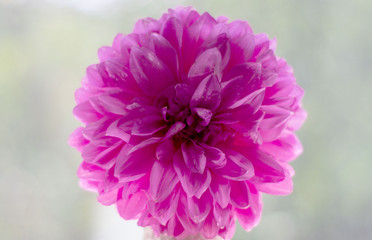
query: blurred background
1 0 372 239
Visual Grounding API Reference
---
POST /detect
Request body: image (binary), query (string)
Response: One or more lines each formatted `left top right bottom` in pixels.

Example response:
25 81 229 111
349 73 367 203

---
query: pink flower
70 7 306 240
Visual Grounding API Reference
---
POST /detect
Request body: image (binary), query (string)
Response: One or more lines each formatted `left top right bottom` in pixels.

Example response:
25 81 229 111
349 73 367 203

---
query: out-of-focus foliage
0 0 371 239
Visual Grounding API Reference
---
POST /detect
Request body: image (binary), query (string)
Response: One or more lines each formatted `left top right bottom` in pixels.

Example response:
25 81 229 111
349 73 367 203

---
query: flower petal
213 203 231 227
259 105 293 141
188 48 222 84
203 145 226 169
117 190 148 220
259 132 303 162
193 108 213 126
164 121 186 139
148 187 180 225
236 147 285 183
213 149 254 181
190 74 222 112
174 150 211 198
176 191 202 234
130 47 176 94
235 183 262 231
187 192 212 223
161 17 183 52
201 210 219 239
114 143 156 181
209 174 230 208
181 140 206 174
220 63 262 109
149 33 179 78
156 139 176 162
131 115 165 136
149 161 179 202
230 180 250 209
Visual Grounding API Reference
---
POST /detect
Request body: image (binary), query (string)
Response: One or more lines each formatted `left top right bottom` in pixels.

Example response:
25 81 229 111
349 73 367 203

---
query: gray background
1 0 371 239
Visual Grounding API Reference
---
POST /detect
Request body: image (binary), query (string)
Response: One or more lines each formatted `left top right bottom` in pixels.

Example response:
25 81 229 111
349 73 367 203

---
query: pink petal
182 12 216 72
81 141 122 168
131 115 165 136
106 119 131 142
69 127 89 151
149 161 179 202
237 147 285 183
174 83 194 106
259 132 303 162
176 191 201 234
164 121 186 139
188 48 222 84
220 63 262 109
90 91 130 116
235 183 262 231
77 161 105 182
166 216 185 238
190 74 222 112
130 47 176 94
213 203 231 227
256 176 293 195
259 105 293 141
148 33 179 79
156 139 176 162
223 149 255 177
193 108 212 126
174 150 211 198
121 174 149 200
117 190 148 220
209 175 230 208
181 140 206 173
187 192 212 223
201 211 219 239
201 33 231 70
161 17 183 52
97 187 119 206
97 60 136 90
213 149 255 181
73 101 103 124
218 216 236 240
114 143 156 182
133 17 162 34
230 180 250 209
203 145 226 169
98 46 118 62
287 107 307 131
148 187 180 225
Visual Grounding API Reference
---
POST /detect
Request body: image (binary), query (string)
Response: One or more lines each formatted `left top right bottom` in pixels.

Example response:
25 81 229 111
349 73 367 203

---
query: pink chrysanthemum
70 7 306 240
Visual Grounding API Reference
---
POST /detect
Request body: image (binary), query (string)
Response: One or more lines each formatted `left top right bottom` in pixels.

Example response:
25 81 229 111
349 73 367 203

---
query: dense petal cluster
70 7 306 240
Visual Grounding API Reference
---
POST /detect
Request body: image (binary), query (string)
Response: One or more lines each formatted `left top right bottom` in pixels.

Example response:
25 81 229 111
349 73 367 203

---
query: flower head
70 7 306 240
